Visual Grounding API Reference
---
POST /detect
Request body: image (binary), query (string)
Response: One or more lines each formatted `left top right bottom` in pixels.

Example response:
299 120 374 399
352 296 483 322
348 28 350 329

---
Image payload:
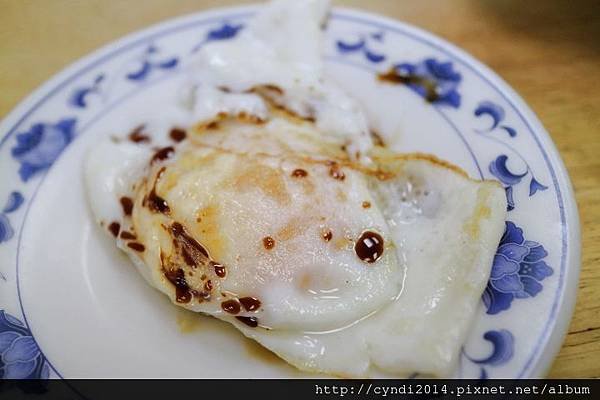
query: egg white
84 0 507 378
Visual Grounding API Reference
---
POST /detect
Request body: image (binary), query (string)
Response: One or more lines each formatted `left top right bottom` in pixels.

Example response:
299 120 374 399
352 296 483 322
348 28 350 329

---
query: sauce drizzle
170 222 210 268
144 167 171 214
163 268 192 304
378 68 440 103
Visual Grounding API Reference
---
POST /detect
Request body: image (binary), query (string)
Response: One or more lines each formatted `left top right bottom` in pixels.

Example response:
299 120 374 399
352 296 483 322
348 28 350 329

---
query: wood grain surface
1 0 598 378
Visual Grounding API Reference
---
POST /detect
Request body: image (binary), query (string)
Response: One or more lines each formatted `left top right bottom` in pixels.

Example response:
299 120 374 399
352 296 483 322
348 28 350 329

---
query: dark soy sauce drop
212 262 227 278
108 222 120 237
151 146 175 164
291 169 308 178
221 299 241 314
354 231 384 263
262 236 275 250
235 316 258 328
120 196 134 216
239 297 261 312
169 128 187 142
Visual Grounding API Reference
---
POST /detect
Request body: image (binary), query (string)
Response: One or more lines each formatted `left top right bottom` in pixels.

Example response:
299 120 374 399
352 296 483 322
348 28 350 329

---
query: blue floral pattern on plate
70 74 105 108
126 45 179 82
336 32 387 63
483 221 553 315
475 101 548 210
11 118 77 182
0 192 24 244
462 329 514 378
391 59 462 108
0 311 49 379
192 21 244 52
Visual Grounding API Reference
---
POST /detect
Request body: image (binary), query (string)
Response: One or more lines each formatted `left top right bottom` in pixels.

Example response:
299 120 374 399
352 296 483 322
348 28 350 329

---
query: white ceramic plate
0 5 580 379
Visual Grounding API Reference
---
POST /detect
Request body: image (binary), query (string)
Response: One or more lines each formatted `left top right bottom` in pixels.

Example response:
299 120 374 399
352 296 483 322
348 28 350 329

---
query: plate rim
0 3 581 379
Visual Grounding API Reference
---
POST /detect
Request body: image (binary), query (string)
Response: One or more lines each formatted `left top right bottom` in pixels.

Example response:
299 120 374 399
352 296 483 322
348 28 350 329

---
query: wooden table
1 0 598 378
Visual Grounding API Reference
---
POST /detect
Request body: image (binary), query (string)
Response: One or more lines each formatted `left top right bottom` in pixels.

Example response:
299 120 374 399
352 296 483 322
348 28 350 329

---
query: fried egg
84 0 507 377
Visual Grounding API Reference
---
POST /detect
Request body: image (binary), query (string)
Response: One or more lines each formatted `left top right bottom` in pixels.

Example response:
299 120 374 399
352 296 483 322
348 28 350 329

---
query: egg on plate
84 0 506 378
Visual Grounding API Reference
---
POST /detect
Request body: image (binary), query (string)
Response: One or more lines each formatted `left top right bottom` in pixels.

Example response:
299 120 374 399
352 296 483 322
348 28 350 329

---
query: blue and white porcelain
0 5 580 378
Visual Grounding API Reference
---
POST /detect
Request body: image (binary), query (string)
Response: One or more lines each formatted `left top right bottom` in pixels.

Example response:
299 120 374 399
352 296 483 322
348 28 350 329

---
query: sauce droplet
235 316 258 328
327 161 345 181
263 236 275 250
144 167 170 214
151 146 175 164
127 242 145 252
206 121 219 130
212 262 227 278
169 127 187 142
108 222 120 237
291 169 308 178
354 231 384 263
120 231 136 240
322 230 333 242
370 130 386 147
163 268 192 304
120 196 134 216
128 125 150 143
239 297 261 312
221 299 241 314
362 201 371 209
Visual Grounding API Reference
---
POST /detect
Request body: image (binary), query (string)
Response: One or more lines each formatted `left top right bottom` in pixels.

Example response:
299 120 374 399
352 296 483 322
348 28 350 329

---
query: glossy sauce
263 236 275 250
145 167 171 214
327 161 345 181
163 267 192 304
127 242 145 252
120 196 134 216
221 299 241 314
151 146 175 164
212 262 227 278
120 231 136 240
322 230 333 242
354 231 384 263
108 222 120 237
169 127 187 142
239 297 261 312
128 125 150 143
236 316 258 328
170 222 210 268
291 168 308 178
